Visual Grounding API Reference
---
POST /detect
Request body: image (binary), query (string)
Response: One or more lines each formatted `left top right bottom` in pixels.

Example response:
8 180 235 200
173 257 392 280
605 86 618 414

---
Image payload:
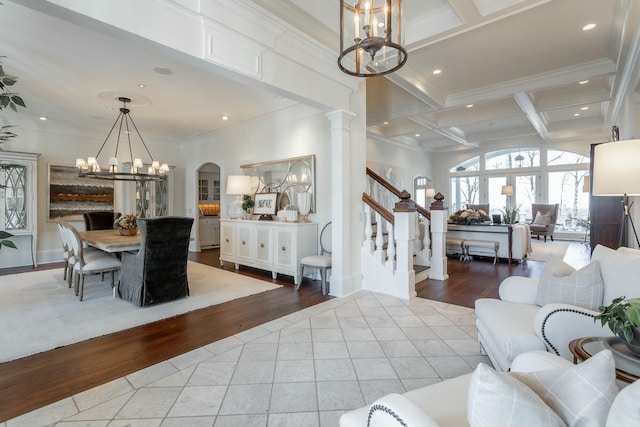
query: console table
220 219 318 284
447 223 514 263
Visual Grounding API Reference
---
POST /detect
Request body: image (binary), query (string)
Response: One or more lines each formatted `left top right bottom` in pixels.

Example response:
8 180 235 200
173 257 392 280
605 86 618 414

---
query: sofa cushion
591 244 640 304
535 258 604 310
511 350 617 427
606 376 640 427
467 363 566 427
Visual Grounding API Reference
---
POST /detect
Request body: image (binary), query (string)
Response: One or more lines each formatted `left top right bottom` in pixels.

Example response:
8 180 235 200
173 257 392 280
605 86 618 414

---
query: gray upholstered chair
118 216 194 306
83 211 120 231
529 203 559 242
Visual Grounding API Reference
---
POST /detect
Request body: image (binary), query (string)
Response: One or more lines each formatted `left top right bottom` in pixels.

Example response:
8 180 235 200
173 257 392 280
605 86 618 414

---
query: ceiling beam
513 92 550 142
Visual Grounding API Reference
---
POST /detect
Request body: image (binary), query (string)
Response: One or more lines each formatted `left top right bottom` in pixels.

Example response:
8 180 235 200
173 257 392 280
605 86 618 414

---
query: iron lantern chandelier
76 97 168 182
338 0 408 77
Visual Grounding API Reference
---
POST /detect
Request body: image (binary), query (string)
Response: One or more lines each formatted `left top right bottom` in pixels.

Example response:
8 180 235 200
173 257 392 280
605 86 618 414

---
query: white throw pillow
535 258 604 310
511 350 618 427
606 378 640 427
467 363 566 427
591 244 640 304
533 210 551 225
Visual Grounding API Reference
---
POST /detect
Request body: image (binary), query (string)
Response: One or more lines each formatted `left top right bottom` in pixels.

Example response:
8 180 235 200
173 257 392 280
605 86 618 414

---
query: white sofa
339 350 639 427
475 244 640 371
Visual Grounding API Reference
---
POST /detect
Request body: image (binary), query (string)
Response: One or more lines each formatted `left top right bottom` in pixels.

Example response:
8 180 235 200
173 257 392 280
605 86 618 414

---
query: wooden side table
569 337 640 383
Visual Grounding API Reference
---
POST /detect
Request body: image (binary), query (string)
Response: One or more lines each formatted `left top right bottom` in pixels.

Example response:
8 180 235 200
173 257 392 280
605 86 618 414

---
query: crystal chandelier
76 97 168 182
338 0 408 77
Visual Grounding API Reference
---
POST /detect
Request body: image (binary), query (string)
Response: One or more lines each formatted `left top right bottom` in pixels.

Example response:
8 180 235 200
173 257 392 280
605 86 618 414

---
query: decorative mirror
241 155 315 213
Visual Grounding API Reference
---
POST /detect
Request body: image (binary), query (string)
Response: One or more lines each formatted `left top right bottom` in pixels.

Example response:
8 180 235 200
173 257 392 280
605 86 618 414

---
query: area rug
527 240 570 262
0 262 281 362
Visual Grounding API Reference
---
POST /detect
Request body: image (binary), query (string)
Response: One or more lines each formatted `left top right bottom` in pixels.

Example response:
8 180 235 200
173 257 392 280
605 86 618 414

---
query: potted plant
595 296 640 356
500 205 520 224
113 214 138 235
242 194 254 219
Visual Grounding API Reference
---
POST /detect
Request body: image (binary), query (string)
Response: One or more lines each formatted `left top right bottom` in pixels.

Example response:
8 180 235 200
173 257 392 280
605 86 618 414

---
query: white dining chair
297 222 332 295
65 223 121 301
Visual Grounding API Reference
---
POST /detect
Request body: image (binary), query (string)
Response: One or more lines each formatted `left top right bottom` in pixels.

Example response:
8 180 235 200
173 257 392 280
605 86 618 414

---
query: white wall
179 104 333 250
367 139 434 197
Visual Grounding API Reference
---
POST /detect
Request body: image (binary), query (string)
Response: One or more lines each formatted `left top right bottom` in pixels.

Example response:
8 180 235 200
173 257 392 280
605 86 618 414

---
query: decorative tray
602 336 640 363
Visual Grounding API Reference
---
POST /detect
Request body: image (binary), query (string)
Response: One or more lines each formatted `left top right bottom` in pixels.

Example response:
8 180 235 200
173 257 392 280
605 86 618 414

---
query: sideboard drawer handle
281 246 286 251
242 241 246 245
260 243 264 248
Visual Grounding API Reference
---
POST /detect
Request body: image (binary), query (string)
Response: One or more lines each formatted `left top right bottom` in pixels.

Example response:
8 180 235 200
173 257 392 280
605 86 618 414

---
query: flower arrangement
114 214 138 230
449 209 490 224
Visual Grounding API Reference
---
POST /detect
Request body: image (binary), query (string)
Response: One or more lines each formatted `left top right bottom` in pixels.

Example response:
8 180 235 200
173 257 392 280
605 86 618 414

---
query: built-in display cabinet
220 219 317 284
0 151 40 268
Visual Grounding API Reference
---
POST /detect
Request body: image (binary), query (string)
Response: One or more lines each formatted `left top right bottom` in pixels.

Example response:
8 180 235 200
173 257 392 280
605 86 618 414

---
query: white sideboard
220 219 318 284
199 216 220 248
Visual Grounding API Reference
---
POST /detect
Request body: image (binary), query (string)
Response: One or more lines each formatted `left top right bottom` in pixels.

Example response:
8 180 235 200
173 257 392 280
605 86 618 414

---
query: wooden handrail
362 193 394 225
366 167 431 220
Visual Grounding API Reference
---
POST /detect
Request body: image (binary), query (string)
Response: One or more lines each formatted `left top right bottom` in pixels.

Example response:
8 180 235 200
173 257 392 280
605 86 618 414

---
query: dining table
78 229 141 253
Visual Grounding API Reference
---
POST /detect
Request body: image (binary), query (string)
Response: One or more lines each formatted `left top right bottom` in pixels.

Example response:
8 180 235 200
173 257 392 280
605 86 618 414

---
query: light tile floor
6 291 489 427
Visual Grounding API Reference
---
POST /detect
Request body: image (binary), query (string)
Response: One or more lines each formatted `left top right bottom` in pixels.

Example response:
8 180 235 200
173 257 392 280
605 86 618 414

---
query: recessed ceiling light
39 116 47 121
579 80 589 84
581 106 589 111
432 69 442 75
106 107 114 111
466 104 474 108
383 121 389 125
153 66 173 75
415 133 421 137
574 113 580 117
582 23 596 31
222 116 229 121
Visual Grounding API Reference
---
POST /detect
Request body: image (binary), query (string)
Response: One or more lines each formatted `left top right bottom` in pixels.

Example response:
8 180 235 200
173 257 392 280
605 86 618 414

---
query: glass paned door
449 175 479 213
514 174 536 221
488 176 507 216
487 174 537 221
548 171 589 232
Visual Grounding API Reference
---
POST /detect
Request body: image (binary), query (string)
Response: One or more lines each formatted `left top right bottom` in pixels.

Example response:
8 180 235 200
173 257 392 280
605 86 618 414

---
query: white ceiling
2 0 640 153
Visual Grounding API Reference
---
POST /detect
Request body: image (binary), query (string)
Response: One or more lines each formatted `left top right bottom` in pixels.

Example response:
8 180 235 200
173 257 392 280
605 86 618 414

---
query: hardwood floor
0 245 585 422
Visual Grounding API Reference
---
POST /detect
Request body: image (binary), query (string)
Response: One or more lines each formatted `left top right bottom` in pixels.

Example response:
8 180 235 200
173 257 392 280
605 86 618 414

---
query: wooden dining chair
65 223 121 301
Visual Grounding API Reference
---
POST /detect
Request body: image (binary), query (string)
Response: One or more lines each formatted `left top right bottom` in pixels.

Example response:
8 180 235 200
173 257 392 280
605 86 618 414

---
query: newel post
429 192 449 280
394 190 417 299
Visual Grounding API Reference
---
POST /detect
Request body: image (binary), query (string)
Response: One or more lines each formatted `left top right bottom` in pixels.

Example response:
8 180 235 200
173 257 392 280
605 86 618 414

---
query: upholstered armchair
83 211 121 231
118 216 194 306
529 203 559 242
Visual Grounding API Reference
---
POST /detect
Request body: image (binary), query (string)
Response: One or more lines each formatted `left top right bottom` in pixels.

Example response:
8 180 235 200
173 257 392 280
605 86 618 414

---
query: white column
429 194 449 280
326 109 357 297
394 201 417 299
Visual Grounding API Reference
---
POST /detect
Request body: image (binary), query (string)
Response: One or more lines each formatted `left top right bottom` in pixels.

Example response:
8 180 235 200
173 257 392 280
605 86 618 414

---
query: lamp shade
592 139 640 196
226 175 251 195
501 185 513 196
425 188 436 198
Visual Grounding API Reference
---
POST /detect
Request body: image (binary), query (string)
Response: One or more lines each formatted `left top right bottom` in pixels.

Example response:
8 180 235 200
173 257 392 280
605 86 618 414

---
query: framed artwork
253 192 278 215
48 164 115 221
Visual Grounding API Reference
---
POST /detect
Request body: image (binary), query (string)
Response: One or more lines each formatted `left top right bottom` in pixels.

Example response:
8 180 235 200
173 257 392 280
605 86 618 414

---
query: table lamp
226 175 251 219
592 138 640 247
426 188 436 199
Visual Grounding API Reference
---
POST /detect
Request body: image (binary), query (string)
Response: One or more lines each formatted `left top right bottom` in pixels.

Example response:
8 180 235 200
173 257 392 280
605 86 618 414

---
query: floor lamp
592 138 640 248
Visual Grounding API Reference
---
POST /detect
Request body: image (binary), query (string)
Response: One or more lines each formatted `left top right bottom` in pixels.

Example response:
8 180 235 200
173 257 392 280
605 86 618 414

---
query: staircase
361 168 435 299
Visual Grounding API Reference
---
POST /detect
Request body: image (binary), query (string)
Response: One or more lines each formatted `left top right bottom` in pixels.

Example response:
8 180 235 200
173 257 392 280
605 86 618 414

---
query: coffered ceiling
2 0 639 153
